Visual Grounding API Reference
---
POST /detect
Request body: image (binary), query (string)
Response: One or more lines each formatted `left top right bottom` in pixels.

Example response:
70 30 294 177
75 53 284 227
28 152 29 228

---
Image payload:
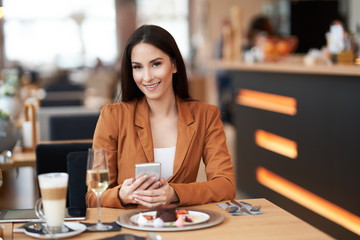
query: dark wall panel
224 70 360 239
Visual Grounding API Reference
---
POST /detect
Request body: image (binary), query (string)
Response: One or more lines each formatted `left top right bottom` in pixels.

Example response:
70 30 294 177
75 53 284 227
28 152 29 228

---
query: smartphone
0 207 86 223
135 163 161 180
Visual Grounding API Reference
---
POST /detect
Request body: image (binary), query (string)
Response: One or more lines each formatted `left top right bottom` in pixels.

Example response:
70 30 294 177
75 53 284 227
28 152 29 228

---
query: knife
231 200 253 215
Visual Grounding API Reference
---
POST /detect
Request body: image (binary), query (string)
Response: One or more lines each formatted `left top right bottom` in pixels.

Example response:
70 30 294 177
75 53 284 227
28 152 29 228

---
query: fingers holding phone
119 175 158 205
134 174 160 190
119 163 162 205
132 178 179 208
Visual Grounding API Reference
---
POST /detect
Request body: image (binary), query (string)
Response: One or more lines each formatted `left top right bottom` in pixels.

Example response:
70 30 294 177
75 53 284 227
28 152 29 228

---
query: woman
86 25 236 208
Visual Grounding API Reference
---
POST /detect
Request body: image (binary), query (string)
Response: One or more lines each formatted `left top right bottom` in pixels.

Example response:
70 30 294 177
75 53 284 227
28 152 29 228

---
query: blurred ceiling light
256 167 360 235
236 89 297 115
255 129 297 159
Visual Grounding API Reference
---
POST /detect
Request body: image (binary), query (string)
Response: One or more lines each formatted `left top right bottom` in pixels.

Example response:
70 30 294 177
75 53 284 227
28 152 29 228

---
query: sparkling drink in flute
87 169 109 193
86 148 113 231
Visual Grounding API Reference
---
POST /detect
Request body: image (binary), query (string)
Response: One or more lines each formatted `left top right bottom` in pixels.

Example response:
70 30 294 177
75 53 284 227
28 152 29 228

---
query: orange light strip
256 167 360 235
255 129 298 159
236 89 297 115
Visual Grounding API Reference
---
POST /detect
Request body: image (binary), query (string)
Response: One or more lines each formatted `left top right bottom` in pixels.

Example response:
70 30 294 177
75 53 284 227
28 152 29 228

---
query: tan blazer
86 97 236 208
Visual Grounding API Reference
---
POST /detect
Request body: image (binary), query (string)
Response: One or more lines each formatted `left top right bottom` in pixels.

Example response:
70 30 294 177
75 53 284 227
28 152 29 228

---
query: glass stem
96 193 102 228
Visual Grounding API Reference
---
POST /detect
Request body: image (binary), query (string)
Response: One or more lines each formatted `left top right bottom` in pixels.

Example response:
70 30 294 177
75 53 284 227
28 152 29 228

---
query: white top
154 146 176 180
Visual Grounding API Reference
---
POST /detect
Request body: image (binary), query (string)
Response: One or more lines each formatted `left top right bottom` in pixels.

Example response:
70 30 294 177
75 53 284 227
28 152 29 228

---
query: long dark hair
117 25 191 102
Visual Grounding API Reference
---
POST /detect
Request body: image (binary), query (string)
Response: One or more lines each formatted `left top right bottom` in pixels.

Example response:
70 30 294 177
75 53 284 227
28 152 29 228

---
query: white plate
130 210 210 227
117 208 224 232
24 222 86 239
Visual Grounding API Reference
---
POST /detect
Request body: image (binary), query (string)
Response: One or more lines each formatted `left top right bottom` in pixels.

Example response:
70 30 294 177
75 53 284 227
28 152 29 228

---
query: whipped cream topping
153 217 164 228
137 213 148 227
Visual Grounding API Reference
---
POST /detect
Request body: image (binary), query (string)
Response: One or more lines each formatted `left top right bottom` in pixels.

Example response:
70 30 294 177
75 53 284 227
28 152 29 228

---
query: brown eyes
132 65 141 70
153 62 161 67
132 62 162 70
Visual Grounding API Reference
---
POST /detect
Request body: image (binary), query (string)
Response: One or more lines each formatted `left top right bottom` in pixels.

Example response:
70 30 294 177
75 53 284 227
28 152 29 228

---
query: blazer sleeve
170 105 236 206
85 104 125 208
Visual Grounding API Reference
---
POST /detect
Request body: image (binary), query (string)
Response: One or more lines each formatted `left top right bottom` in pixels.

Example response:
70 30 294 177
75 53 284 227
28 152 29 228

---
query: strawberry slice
143 215 154 220
176 209 189 215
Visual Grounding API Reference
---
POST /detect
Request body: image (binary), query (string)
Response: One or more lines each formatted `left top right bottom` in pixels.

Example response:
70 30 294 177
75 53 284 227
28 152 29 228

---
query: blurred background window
136 0 189 60
3 0 117 69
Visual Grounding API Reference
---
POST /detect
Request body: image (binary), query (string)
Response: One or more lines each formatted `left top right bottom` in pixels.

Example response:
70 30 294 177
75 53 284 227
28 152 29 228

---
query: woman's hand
132 178 179 208
119 175 162 205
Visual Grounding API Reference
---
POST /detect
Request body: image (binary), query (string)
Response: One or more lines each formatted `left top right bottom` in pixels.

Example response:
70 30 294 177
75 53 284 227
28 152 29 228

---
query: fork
250 205 261 211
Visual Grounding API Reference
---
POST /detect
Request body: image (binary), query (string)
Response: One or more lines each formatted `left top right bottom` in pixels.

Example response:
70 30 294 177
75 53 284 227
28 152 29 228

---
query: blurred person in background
85 57 117 108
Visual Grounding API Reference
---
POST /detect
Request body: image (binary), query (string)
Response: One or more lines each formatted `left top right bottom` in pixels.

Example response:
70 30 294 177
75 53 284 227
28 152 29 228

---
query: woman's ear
172 61 177 74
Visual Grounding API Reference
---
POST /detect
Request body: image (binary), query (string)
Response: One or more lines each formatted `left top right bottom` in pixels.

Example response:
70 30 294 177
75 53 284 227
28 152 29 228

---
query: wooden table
0 150 36 171
2 199 333 240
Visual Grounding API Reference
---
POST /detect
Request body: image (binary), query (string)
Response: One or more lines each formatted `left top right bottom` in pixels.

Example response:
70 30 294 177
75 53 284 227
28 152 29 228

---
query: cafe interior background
0 0 359 239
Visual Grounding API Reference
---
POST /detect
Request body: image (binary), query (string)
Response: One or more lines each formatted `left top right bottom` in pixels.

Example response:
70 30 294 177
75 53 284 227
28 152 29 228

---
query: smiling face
131 43 177 101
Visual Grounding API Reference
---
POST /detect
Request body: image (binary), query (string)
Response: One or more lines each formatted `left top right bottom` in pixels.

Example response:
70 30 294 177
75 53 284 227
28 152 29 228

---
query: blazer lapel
134 98 154 163
171 98 195 180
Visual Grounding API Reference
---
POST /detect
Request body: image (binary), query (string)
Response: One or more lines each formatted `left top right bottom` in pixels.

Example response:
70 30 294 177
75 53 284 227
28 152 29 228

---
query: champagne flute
86 148 113 231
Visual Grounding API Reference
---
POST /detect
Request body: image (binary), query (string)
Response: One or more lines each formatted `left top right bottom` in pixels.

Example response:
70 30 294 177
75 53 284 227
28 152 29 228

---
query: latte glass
35 172 68 234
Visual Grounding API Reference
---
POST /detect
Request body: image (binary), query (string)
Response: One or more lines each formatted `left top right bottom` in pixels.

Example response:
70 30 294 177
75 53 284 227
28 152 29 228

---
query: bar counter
211 59 360 239
211 58 360 76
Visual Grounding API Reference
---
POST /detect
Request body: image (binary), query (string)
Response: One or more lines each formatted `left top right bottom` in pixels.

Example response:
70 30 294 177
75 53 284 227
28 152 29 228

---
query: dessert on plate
155 204 177 222
135 204 194 228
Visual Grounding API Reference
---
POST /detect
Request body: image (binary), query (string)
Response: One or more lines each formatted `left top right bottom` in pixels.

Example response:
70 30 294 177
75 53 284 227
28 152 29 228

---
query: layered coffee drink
37 172 68 232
